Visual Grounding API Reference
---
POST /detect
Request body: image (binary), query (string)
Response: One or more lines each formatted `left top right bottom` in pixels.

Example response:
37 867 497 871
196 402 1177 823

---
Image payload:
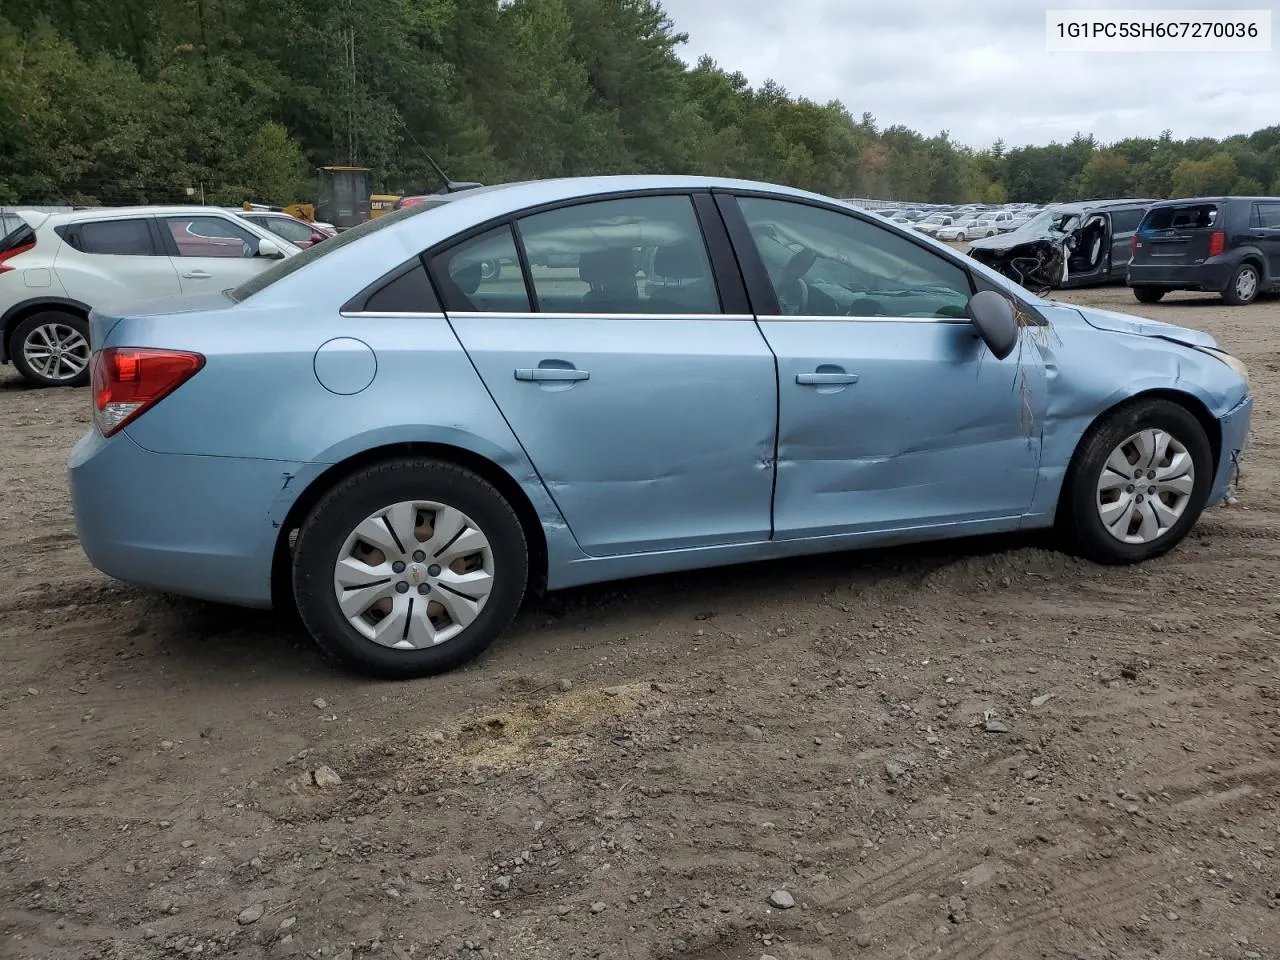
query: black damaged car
1128 196 1280 306
966 198 1155 293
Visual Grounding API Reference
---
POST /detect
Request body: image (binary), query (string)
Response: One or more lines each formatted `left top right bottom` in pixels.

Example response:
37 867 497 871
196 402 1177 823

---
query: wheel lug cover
1136 495 1144 503
392 561 406 573
1125 484 1135 493
428 564 442 577
417 583 430 595
412 550 426 562
1147 470 1155 479
395 581 409 594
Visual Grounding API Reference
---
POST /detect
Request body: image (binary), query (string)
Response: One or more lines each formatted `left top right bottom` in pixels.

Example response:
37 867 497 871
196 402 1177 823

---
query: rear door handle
515 367 590 382
182 270 212 279
797 372 859 385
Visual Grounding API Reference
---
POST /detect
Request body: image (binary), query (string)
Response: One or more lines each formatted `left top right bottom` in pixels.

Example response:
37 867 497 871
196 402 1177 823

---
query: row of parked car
0 205 333 386
870 204 1046 242
956 194 1280 306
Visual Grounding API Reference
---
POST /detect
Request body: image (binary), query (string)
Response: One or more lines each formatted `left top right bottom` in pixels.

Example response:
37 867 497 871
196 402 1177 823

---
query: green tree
1170 153 1239 197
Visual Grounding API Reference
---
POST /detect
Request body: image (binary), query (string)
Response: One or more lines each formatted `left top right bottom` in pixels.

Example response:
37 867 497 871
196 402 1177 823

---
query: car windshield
226 199 452 302
922 213 950 223
1016 208 1081 235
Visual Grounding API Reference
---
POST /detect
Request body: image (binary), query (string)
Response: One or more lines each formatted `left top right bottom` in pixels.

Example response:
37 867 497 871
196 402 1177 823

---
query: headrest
578 248 635 285
653 242 706 280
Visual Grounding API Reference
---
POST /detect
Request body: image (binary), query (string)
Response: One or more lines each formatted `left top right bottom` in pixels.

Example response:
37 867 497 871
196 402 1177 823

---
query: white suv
0 206 299 387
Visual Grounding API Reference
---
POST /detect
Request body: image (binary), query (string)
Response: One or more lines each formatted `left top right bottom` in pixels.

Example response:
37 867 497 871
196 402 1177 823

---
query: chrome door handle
797 372 858 385
182 270 212 279
515 368 590 382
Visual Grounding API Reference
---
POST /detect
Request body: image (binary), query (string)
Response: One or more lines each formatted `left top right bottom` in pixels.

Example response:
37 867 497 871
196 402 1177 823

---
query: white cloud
662 0 1280 147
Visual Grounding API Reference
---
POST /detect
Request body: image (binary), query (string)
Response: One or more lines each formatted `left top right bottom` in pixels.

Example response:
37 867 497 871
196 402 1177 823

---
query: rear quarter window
228 199 452 302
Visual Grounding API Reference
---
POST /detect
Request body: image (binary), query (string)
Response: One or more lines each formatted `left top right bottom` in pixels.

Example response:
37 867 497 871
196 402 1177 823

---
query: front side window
73 219 156 256
165 215 261 258
516 195 721 315
430 225 530 313
736 196 973 319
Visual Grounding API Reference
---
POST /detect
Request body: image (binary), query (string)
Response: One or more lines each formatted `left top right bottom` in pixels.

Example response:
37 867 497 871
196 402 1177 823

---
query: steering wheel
777 248 817 315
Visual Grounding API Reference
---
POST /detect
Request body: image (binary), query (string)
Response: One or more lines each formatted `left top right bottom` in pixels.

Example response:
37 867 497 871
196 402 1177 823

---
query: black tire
1132 286 1165 304
291 458 529 679
1222 262 1260 306
11 311 91 387
1061 398 1213 565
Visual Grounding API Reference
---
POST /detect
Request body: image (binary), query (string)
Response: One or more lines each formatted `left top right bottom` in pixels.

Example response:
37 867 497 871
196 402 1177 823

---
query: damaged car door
721 194 1045 541
437 193 778 558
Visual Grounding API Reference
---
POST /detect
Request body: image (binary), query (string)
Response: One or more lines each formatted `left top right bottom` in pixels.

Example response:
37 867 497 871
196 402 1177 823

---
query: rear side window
1141 204 1218 231
260 217 317 244
1253 203 1280 229
64 218 157 256
1108 209 1144 233
516 195 721 315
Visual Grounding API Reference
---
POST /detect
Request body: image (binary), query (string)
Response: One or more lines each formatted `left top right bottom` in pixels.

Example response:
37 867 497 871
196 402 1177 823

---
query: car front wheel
1061 398 1212 565
11 311 91 387
291 458 529 678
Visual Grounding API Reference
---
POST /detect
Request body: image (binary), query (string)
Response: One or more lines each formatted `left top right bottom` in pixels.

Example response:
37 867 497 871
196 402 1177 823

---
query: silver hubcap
332 501 494 649
1096 429 1195 544
23 323 89 380
1236 268 1257 301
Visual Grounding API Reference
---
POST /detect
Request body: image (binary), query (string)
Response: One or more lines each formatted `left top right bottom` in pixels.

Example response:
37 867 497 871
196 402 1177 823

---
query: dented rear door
722 194 1044 540
437 193 778 558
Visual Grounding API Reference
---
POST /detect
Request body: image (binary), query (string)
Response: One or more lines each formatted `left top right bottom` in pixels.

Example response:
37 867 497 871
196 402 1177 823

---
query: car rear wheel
1223 262 1260 306
1061 398 1212 565
11 311 91 387
291 458 529 678
1132 286 1166 304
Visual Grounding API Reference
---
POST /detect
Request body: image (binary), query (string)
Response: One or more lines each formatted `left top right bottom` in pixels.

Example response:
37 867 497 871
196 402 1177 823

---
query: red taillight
0 242 34 275
1208 231 1226 257
91 347 205 437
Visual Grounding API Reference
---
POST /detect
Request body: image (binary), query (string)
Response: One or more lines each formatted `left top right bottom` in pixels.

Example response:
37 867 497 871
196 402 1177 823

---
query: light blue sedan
69 176 1253 678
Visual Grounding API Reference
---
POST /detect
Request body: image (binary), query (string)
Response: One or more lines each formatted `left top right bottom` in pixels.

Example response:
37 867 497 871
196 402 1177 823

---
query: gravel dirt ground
2 284 1279 960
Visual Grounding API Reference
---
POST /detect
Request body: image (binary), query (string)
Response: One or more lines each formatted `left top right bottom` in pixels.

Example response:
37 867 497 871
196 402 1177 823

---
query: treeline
2 0 1279 208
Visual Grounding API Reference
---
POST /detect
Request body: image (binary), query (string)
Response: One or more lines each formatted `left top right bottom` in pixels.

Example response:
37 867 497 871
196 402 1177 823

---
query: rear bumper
1208 394 1252 506
1127 260 1234 291
68 428 305 607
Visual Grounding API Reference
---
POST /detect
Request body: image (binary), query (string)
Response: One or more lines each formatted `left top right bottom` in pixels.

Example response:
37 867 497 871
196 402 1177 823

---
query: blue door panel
761 319 1045 539
448 315 777 557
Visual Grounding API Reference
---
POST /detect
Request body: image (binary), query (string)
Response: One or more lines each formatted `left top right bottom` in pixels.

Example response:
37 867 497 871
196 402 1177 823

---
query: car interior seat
645 242 717 313
579 248 639 312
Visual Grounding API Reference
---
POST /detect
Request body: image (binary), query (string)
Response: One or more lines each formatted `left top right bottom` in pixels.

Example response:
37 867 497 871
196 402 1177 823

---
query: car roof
1145 195 1280 207
1049 198 1159 213
28 205 260 224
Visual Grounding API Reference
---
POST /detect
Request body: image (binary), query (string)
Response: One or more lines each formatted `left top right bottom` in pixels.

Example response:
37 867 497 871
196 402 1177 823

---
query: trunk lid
1132 203 1219 265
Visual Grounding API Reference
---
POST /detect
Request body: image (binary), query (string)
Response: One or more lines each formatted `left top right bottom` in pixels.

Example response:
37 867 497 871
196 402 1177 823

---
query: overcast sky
662 0 1280 149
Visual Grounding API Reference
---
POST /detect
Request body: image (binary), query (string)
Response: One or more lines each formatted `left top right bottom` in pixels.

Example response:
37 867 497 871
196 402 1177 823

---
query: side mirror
257 237 285 259
965 290 1019 360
